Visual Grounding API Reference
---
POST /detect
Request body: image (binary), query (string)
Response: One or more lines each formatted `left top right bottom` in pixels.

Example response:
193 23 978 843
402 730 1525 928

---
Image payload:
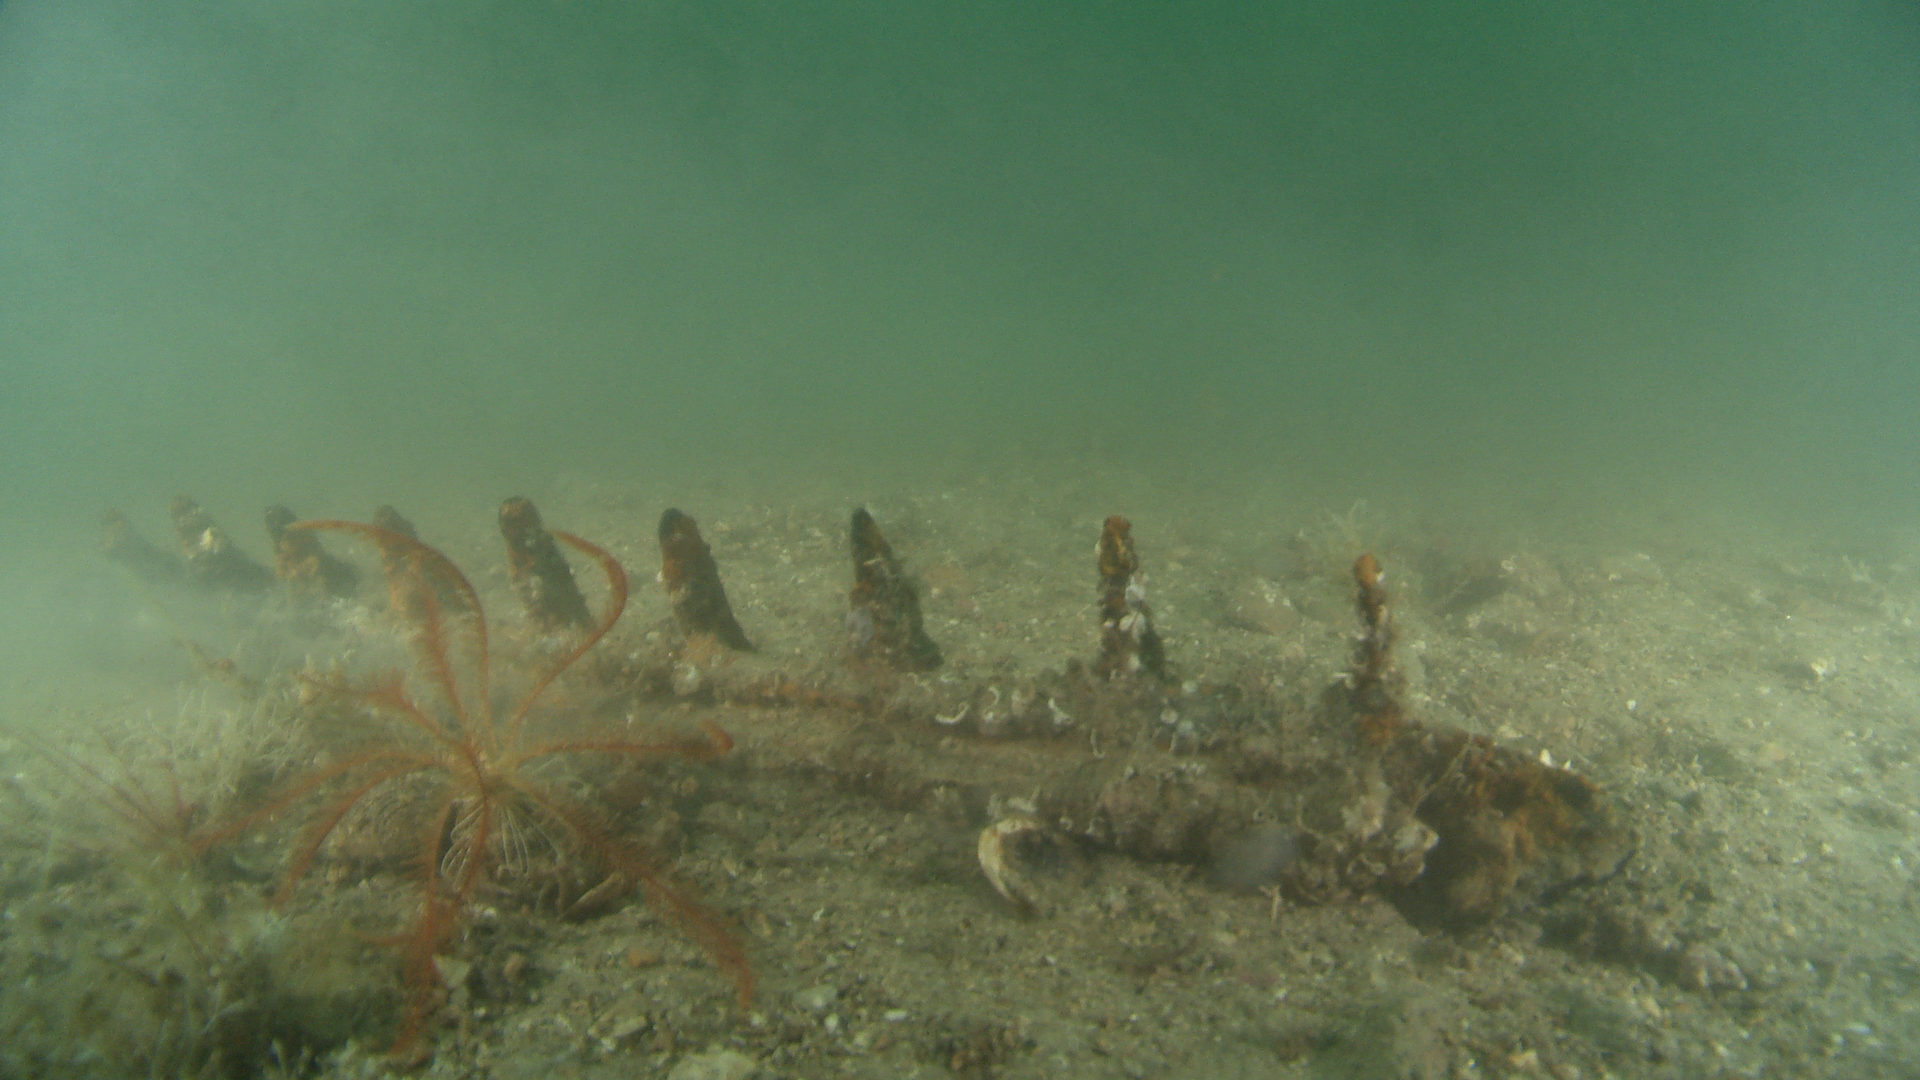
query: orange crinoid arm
237 516 744 1057
288 521 491 733
503 530 628 746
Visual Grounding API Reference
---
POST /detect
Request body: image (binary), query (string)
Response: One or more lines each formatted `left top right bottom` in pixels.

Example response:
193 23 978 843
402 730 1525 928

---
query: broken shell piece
1382 816 1441 888
565 872 634 921
978 814 1044 912
1677 943 1748 992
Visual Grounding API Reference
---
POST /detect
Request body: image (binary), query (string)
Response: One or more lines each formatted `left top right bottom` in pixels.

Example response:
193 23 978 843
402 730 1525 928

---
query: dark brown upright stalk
265 505 359 599
848 507 942 671
499 497 594 632
100 508 186 584
658 508 755 651
169 496 275 591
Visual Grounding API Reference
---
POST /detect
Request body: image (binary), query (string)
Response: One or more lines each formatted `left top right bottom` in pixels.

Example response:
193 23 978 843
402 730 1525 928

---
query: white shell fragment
978 814 1044 910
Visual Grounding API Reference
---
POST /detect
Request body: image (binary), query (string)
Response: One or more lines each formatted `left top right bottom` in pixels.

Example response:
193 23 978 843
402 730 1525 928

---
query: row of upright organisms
103 497 1180 687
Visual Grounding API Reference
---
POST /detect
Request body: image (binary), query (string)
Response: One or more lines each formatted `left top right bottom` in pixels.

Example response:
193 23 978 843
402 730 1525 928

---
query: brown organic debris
847 507 942 671
499 496 594 632
690 545 1627 927
1388 724 1626 923
1340 554 1632 924
658 507 754 651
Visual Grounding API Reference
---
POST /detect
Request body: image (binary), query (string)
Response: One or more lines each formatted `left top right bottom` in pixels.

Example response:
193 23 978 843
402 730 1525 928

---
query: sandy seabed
3 466 1916 1080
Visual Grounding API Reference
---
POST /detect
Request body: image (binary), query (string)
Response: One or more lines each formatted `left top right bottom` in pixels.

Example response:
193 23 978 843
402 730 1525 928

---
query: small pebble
665 1047 758 1080
501 952 528 982
601 1014 648 1045
1209 822 1300 892
794 984 839 1015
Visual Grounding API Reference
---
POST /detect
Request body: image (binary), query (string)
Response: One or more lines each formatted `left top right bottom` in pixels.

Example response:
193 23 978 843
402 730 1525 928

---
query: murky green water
6 0 1916 514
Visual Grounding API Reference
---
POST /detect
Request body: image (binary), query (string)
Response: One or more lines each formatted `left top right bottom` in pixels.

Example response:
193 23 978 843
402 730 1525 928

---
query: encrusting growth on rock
847 507 942 672
658 507 755 651
1094 515 1166 680
499 496 594 632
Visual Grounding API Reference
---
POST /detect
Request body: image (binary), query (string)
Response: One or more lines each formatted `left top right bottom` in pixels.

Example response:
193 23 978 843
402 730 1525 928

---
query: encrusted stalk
658 508 754 651
101 508 184 584
499 497 593 632
1094 515 1165 680
170 495 275 591
266 505 359 599
848 508 941 671
1349 554 1404 745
